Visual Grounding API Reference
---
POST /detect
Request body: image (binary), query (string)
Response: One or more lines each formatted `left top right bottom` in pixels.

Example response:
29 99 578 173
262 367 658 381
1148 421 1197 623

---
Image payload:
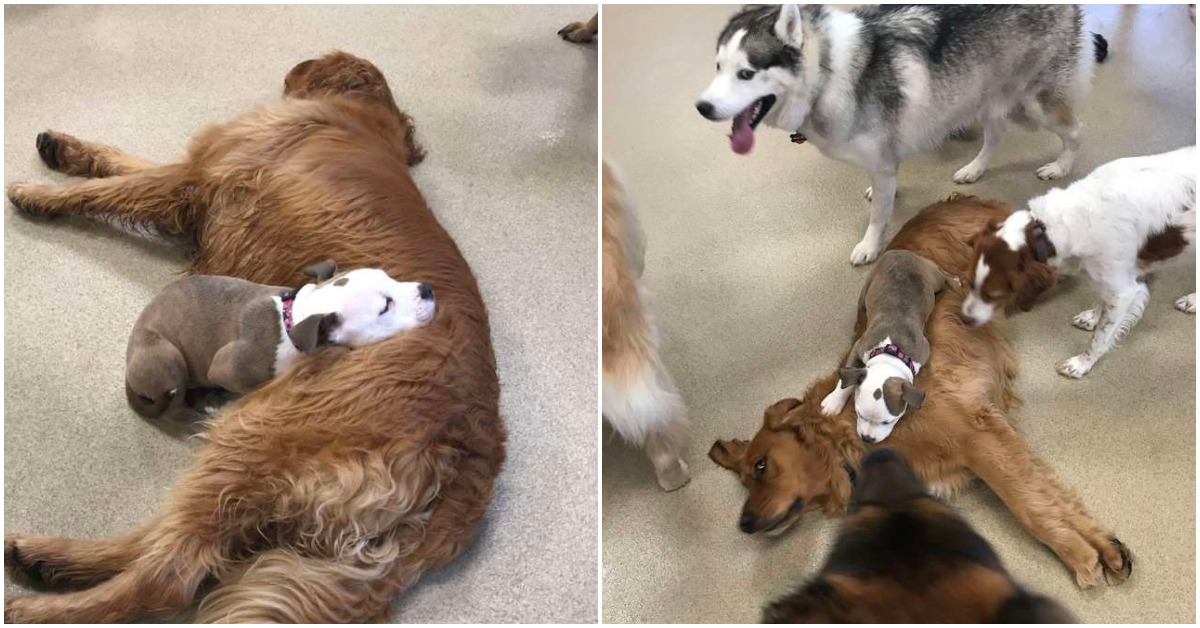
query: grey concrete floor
603 4 1195 624
4 5 597 623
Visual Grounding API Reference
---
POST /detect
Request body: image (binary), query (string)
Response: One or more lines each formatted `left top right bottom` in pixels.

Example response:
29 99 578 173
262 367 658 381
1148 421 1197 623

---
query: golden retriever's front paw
557 21 595 43
6 184 54 221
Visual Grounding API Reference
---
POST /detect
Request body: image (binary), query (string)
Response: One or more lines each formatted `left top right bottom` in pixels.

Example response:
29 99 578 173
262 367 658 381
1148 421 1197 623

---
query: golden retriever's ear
763 397 803 430
1015 262 1057 312
708 439 748 472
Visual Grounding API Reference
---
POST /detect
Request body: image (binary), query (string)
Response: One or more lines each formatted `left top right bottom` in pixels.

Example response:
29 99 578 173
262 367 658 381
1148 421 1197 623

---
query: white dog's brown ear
302 259 338 282
1015 262 1056 312
838 367 867 389
289 312 340 354
709 439 748 472
882 378 925 414
774 4 804 48
763 397 803 430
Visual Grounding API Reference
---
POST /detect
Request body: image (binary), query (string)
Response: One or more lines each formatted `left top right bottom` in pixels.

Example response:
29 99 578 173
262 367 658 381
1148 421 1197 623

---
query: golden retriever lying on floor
5 52 505 623
710 195 1132 588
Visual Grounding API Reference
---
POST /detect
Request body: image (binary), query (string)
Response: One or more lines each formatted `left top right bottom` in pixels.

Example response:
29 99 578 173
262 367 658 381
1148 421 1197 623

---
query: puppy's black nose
418 283 434 301
861 434 876 444
738 512 757 534
961 313 978 327
696 100 716 119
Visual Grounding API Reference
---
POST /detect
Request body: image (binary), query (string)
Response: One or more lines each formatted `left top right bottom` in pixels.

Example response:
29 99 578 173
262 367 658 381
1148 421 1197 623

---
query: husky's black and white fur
697 5 1108 265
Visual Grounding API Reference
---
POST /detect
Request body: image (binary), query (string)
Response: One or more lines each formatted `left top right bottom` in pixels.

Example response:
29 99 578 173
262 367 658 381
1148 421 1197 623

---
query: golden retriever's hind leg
558 13 598 43
7 165 197 239
195 549 402 623
4 528 148 591
965 410 1130 587
35 131 159 178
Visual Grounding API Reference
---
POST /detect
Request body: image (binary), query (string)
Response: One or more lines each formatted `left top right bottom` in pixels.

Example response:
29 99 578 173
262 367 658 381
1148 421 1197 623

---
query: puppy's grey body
125 276 294 432
821 250 957 441
699 5 1107 265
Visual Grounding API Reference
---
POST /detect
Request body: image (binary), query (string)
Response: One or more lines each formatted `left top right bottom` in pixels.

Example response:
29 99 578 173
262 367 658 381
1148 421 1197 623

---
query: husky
696 5 1109 266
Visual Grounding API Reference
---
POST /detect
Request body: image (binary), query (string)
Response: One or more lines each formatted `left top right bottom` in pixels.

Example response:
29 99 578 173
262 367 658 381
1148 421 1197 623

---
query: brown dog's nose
738 512 757 534
961 313 978 327
418 282 434 301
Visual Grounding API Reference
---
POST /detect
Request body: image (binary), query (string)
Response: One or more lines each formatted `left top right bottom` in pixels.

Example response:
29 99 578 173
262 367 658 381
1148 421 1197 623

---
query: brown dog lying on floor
710 195 1132 588
5 52 504 623
763 448 1076 623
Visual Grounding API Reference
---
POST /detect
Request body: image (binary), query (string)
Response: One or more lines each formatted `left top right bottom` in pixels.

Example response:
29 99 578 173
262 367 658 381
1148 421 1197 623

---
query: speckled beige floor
4 5 597 623
602 4 1195 624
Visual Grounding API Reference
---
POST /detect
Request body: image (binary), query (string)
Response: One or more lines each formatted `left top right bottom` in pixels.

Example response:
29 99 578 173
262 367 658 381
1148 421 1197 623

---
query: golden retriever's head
762 448 1077 623
709 396 858 536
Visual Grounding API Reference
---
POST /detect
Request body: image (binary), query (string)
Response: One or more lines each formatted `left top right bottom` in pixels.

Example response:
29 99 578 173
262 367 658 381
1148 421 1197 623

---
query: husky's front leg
851 166 896 266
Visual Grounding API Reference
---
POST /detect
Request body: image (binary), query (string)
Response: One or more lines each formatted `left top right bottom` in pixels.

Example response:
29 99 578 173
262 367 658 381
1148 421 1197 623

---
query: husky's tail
1092 32 1109 63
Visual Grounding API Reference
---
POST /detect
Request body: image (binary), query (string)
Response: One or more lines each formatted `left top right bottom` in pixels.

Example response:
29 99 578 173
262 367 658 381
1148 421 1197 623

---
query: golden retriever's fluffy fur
4 52 505 623
602 163 689 491
710 195 1132 588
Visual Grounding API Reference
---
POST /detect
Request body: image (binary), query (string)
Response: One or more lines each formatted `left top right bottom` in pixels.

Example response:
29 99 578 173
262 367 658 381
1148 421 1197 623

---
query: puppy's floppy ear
774 4 804 48
763 397 803 430
1014 261 1057 312
881 378 924 415
302 259 338 282
838 367 867 389
709 439 748 472
288 312 341 354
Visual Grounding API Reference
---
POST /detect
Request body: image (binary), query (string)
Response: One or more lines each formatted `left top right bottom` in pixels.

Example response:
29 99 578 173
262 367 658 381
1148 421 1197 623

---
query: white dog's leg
851 167 897 266
1072 304 1100 331
953 118 1007 184
1059 282 1149 378
1175 293 1196 314
820 383 855 416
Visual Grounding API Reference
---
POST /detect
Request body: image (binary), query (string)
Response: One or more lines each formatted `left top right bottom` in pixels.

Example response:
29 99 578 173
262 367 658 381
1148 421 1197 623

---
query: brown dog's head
961 212 1057 327
709 397 858 536
283 51 425 166
761 448 1077 623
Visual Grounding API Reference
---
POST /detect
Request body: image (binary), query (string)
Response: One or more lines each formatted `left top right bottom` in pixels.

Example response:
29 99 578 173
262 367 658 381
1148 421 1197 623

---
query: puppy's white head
696 5 810 155
839 365 924 444
290 260 435 352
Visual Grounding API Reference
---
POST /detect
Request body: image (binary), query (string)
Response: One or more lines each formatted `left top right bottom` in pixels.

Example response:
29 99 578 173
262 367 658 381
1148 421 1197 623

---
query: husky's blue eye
737 69 756 80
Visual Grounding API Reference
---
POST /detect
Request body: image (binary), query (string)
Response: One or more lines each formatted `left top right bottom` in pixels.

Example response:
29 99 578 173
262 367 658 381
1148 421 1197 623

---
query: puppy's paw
1057 354 1094 379
850 237 882 266
952 162 984 184
819 391 847 416
1175 293 1195 314
1036 161 1069 180
557 21 595 43
1072 308 1099 331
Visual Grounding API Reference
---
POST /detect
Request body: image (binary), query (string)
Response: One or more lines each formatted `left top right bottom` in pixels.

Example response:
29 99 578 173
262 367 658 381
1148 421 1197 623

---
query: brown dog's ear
302 259 338 282
838 368 868 389
709 439 748 472
763 397 803 430
1014 262 1056 312
288 312 341 354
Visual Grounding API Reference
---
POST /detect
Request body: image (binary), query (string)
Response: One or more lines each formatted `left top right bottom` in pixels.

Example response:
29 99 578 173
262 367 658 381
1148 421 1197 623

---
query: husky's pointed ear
774 4 805 48
302 259 338 282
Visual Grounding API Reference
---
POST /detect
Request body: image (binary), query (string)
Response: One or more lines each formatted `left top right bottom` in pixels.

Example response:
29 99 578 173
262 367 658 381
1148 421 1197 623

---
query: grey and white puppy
125 260 435 433
697 5 1108 266
820 250 959 443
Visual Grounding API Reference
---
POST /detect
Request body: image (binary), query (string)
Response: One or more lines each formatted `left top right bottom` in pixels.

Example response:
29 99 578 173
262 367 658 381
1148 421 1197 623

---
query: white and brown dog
126 259 435 432
962 145 1196 378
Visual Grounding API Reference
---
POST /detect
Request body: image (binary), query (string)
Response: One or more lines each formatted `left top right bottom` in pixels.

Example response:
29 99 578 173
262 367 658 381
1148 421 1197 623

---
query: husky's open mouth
730 95 776 155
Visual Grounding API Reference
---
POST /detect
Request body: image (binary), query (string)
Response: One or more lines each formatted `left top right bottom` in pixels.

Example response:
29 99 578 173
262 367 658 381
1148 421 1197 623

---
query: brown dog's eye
753 457 767 478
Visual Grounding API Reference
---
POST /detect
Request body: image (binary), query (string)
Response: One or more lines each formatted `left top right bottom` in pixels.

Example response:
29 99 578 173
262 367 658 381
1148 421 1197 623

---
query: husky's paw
654 458 690 492
850 237 883 266
1057 354 1095 379
952 162 985 184
1036 161 1070 180
820 391 848 416
863 186 872 202
1072 308 1099 331
1175 293 1195 314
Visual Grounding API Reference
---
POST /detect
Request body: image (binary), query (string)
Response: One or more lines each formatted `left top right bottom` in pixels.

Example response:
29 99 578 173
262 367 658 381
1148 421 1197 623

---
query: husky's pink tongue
729 108 755 155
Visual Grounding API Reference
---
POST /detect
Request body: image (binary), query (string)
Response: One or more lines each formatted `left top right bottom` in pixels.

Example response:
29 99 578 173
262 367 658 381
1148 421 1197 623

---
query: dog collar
280 289 298 332
867 343 917 377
